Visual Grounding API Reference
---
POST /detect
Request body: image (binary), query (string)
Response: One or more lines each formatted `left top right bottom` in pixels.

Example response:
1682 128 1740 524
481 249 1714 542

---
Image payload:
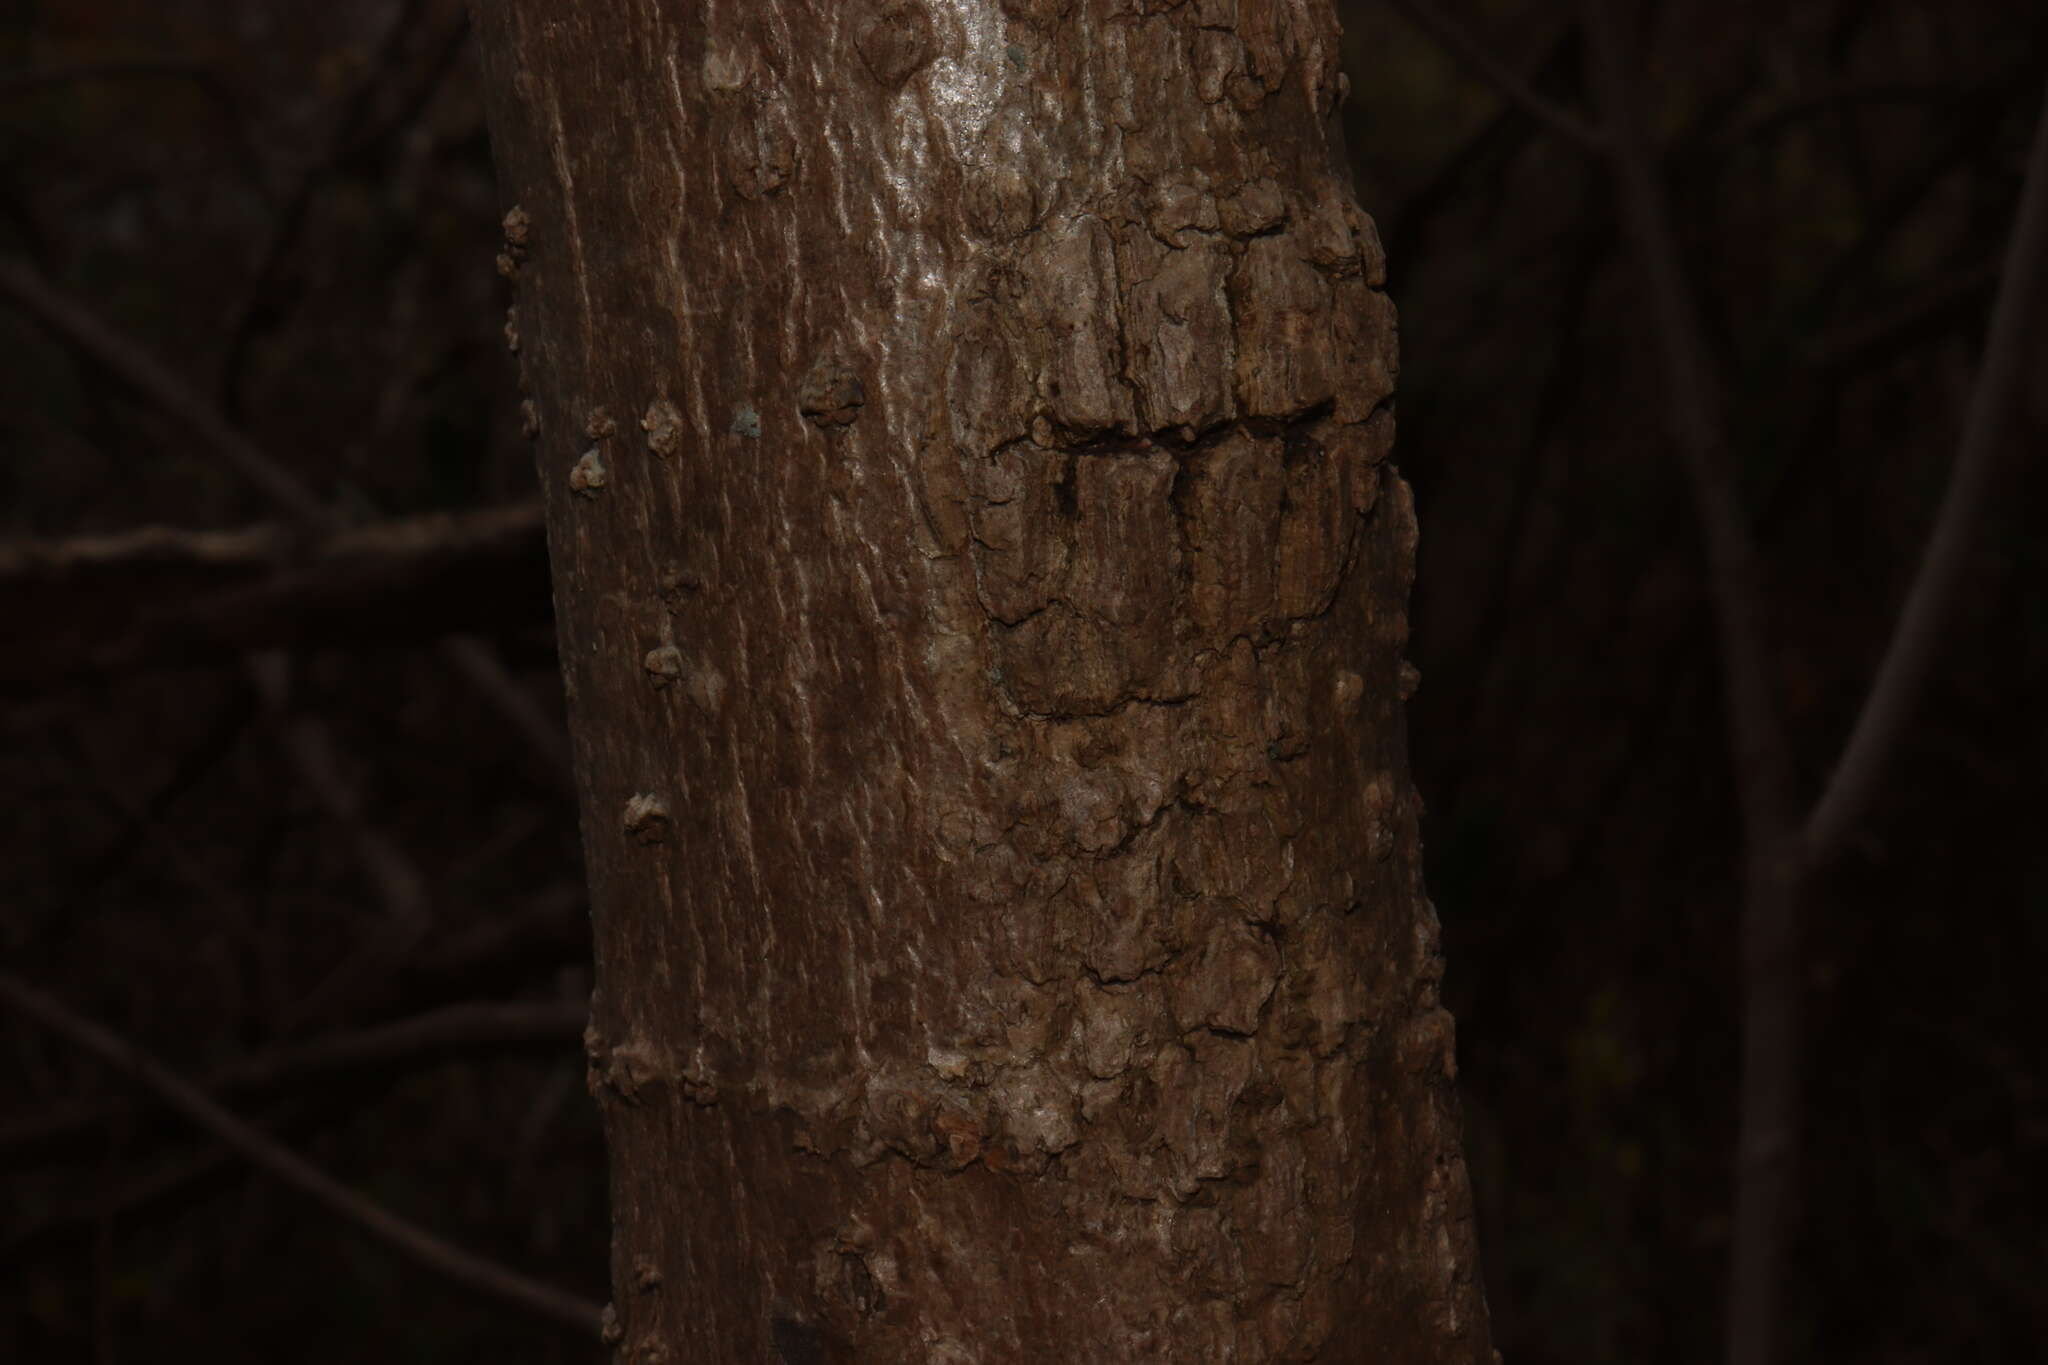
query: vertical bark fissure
471 2 1491 1358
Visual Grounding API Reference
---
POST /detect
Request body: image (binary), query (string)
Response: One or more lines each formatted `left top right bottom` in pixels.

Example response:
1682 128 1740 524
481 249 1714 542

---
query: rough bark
468 2 1491 1359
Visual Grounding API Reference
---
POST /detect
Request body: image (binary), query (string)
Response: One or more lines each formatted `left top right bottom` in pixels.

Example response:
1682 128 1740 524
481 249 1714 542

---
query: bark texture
469 2 1491 1359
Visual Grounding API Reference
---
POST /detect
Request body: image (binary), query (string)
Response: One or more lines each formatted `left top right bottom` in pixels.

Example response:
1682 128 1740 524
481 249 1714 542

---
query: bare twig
1568 43 2048 1365
0 998 585 1161
1800 258 2002 372
1721 80 1960 151
0 58 210 96
1386 17 1582 266
439 634 574 782
0 258 328 523
1380 0 1609 152
0 258 573 786
0 971 602 1337
1381 7 2039 1364
1578 5 1806 1364
6 1145 240 1257
1804 82 2048 864
250 652 429 927
0 521 293 576
0 501 543 584
245 649 438 1032
54 722 247 919
0 59 272 199
1802 85 2024 327
215 0 438 417
1578 0 1799 848
0 503 551 691
46 689 258 926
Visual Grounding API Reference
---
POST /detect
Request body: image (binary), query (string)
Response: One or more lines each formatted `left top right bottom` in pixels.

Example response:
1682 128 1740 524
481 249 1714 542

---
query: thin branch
439 633 575 780
1386 16 1581 267
1430 219 1607 808
246 649 439 1035
0 521 293 576
1799 257 2002 372
54 721 247 918
0 58 211 96
3 884 590 1167
1579 5 1805 1365
1721 80 1961 151
0 505 552 694
215 0 434 418
0 501 543 583
0 258 328 523
250 651 431 927
0 59 272 199
443 640 573 786
0 971 602 1337
1804 81 2048 863
0 502 549 681
1801 83 2025 328
50 688 258 924
6 1144 241 1257
1381 0 1610 152
0 259 573 786
1578 0 1797 850
0 998 585 1161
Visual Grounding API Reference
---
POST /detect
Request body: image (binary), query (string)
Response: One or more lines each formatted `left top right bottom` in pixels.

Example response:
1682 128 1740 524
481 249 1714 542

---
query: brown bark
468 2 1490 1359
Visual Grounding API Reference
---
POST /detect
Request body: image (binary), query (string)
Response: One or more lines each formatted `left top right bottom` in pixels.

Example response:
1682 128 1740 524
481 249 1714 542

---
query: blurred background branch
0 971 601 1336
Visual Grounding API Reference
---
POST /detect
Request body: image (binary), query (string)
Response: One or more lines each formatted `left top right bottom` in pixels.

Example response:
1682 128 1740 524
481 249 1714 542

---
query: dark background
3 2 2041 1361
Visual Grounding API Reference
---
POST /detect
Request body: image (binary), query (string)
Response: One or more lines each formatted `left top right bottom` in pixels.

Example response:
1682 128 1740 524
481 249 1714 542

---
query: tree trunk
469 2 1492 1358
